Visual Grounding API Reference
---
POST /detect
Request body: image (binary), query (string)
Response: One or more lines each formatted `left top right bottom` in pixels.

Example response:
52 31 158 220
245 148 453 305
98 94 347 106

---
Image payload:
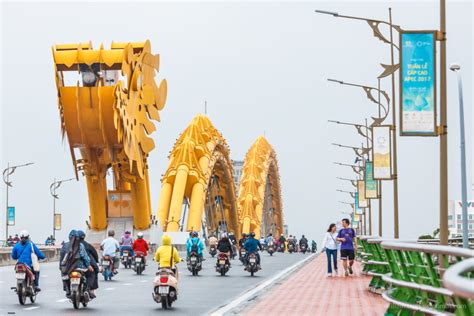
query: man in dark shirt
337 218 357 277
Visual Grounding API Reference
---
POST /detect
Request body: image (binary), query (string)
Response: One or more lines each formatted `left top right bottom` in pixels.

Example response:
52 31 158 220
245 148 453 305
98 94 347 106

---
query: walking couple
321 218 357 277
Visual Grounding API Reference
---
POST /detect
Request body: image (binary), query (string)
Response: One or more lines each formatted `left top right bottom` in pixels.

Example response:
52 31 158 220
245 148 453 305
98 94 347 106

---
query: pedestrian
321 223 338 277
336 218 357 277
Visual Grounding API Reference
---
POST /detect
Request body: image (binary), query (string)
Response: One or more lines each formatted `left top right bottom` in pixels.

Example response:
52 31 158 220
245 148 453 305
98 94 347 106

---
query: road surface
0 251 312 315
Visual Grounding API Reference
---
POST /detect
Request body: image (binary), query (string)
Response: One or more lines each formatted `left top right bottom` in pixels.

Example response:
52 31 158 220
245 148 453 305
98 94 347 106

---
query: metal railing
443 257 474 300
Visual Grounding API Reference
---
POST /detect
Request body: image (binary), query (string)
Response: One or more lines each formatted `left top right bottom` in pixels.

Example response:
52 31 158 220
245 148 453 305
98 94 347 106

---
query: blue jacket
11 240 45 268
244 237 262 253
186 237 204 255
60 241 91 270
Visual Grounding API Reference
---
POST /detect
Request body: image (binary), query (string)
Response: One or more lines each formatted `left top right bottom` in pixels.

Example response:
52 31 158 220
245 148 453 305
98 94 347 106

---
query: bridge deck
245 253 389 315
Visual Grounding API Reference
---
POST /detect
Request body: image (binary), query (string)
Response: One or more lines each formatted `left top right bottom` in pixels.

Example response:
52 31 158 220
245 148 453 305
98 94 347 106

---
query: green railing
380 241 474 316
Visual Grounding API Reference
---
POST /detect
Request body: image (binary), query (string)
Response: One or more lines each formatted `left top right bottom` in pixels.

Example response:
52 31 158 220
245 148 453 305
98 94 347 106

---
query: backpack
190 239 199 253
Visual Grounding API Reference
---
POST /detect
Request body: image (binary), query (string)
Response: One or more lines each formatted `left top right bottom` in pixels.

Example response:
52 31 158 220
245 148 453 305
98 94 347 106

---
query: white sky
1 0 472 243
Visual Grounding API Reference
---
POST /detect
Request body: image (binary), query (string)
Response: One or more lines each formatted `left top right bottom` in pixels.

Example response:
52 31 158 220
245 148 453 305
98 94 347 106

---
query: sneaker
89 292 96 299
65 292 71 299
345 270 349 277
348 266 353 275
113 270 119 275
327 273 332 277
34 287 41 293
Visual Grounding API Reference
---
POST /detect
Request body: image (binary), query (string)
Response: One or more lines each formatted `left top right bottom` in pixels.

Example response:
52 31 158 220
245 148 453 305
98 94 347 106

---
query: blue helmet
68 230 77 239
77 230 86 239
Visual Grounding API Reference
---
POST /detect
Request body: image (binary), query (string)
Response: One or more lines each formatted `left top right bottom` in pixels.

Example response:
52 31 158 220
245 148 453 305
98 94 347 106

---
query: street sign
7 207 15 226
54 214 61 230
372 125 392 179
364 161 378 198
400 31 437 136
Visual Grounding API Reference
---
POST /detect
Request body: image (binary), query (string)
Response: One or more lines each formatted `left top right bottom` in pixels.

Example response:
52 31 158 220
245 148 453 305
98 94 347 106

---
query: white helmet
137 232 144 238
19 230 29 238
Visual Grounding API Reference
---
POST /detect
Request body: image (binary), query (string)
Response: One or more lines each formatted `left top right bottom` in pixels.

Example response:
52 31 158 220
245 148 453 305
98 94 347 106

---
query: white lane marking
209 253 317 316
0 280 4 284
56 298 69 303
139 280 148 283
23 306 40 311
105 287 115 291
122 283 132 286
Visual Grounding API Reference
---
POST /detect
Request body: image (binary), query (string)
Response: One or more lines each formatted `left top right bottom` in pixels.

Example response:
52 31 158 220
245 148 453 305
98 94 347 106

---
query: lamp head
449 63 460 71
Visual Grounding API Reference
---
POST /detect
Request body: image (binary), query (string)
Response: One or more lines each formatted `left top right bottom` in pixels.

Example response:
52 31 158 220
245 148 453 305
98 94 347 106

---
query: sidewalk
244 254 389 316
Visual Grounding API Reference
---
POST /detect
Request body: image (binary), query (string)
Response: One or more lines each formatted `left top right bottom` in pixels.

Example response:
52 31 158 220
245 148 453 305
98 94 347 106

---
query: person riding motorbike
217 233 234 263
278 234 286 251
311 240 317 252
228 232 237 245
238 233 248 248
119 230 134 257
132 232 149 263
154 235 183 271
77 230 99 298
100 230 120 274
299 235 308 249
265 234 275 245
243 232 263 269
186 231 204 261
11 230 45 291
60 230 93 298
208 234 218 248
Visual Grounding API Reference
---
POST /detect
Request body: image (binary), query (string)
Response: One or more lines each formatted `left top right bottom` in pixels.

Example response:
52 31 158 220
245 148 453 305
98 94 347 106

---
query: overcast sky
1 0 472 243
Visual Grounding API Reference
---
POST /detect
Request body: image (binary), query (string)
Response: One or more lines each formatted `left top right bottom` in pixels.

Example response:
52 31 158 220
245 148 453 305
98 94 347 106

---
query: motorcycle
68 269 91 309
288 243 295 254
216 253 230 276
311 245 317 253
187 251 201 276
209 245 217 258
245 253 260 276
133 251 146 275
231 245 237 260
239 248 247 264
121 249 133 269
153 268 178 309
101 255 114 281
267 243 275 256
300 244 307 254
11 263 37 305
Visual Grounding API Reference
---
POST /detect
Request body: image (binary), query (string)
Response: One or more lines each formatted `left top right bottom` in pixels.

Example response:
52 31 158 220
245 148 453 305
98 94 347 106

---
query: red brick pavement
245 254 389 316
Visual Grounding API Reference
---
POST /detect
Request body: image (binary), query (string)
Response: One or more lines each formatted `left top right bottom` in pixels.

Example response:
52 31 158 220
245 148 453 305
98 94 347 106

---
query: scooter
216 253 230 276
245 253 260 276
288 243 295 254
187 251 201 276
209 245 217 258
101 256 114 281
300 244 307 254
239 248 247 264
121 249 133 269
267 243 275 256
11 263 37 305
68 269 91 309
133 251 146 275
153 268 178 309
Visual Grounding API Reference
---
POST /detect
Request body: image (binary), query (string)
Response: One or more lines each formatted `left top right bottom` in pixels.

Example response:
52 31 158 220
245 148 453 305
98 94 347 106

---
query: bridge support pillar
132 176 151 230
157 182 173 230
187 182 205 232
86 174 107 230
167 165 189 231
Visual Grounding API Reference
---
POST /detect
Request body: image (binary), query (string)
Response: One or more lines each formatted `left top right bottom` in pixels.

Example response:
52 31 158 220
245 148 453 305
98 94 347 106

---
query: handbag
30 242 40 271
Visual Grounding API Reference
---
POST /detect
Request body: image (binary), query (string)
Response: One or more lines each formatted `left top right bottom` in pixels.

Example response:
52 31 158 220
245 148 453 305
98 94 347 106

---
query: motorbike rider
77 230 99 298
186 231 204 261
228 232 237 245
60 230 93 298
132 232 149 263
217 233 234 262
265 233 275 246
154 235 183 272
119 230 134 257
208 234 218 249
288 235 297 248
243 232 263 269
11 230 45 292
278 234 286 251
238 233 247 248
299 235 308 250
100 230 120 274
311 240 317 252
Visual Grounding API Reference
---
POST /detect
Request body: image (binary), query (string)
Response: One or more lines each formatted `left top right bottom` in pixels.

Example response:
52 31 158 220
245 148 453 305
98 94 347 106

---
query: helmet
137 232 144 238
77 230 86 239
302 235 305 238
250 232 256 237
221 232 228 238
19 230 29 238
125 230 131 235
69 230 77 239
242 233 247 237
192 231 198 238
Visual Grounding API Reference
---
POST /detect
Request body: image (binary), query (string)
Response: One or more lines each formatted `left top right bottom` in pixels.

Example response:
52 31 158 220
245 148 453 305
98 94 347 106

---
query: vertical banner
357 180 368 208
372 125 392 179
54 214 62 230
365 161 378 198
7 207 15 226
353 214 361 222
400 31 437 136
354 193 363 215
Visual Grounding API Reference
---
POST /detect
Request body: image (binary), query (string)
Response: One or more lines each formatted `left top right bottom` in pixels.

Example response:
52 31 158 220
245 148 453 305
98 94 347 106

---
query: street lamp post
449 63 468 249
2 162 34 240
50 177 75 240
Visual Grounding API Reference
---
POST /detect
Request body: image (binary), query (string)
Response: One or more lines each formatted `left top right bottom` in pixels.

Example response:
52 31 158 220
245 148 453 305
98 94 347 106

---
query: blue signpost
400 31 437 136
7 206 15 226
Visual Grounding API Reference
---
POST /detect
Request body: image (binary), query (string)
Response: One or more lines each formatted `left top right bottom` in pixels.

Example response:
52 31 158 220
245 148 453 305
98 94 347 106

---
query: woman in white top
321 223 338 277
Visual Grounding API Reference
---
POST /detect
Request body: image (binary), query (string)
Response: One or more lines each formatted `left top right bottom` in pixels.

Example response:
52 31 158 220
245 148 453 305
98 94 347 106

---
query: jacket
81 240 99 269
132 238 149 256
60 238 91 275
12 240 45 268
217 238 233 254
186 237 204 255
243 237 262 253
154 235 182 268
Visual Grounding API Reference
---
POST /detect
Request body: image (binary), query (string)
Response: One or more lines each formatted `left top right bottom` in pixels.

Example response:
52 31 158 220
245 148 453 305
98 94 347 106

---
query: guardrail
358 236 474 315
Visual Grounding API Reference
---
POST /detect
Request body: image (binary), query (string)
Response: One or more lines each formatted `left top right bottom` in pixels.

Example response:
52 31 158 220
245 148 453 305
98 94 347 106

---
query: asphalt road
0 250 311 315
